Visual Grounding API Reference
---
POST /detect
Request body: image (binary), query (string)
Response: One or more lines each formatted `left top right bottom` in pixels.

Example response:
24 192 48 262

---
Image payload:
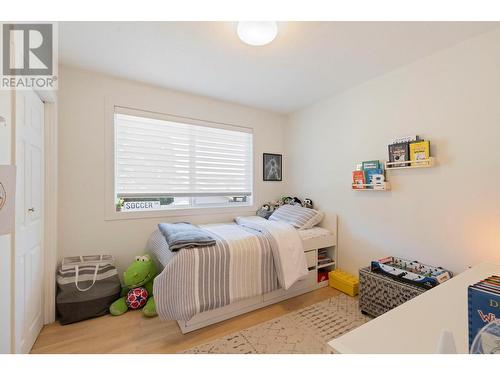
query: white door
15 90 44 353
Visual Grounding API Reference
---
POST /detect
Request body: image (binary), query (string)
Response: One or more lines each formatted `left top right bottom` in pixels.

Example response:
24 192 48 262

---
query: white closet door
15 90 44 354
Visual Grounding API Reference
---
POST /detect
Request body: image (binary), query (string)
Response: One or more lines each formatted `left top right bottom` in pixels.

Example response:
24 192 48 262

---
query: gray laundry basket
56 255 121 325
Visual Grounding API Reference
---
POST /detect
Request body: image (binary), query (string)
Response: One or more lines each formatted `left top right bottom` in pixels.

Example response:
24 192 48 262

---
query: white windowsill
104 204 258 221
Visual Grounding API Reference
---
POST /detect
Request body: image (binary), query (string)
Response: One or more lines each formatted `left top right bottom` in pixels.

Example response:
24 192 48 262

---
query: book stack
352 160 385 189
317 249 332 266
387 135 431 168
468 275 500 353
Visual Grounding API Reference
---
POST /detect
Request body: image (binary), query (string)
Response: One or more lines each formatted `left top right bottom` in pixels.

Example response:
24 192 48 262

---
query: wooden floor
31 287 340 354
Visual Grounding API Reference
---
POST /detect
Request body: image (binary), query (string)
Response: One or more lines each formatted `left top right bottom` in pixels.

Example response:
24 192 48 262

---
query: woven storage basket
56 255 121 324
359 266 427 317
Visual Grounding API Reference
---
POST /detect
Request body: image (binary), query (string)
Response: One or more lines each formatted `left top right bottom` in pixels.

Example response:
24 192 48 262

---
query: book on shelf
364 168 384 185
468 275 500 352
388 142 410 167
409 140 430 165
371 174 386 190
362 160 380 170
352 170 365 189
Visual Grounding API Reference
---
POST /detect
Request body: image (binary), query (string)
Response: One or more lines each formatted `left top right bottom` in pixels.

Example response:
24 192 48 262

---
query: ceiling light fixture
237 22 278 46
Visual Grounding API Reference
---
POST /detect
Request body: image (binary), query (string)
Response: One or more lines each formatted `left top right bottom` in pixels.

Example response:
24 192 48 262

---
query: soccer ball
126 287 149 309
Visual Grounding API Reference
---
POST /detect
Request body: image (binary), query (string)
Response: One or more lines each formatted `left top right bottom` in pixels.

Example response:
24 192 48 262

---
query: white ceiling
59 22 500 113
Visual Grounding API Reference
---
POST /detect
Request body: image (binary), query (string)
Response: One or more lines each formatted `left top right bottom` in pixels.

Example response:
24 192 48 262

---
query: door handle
28 207 35 213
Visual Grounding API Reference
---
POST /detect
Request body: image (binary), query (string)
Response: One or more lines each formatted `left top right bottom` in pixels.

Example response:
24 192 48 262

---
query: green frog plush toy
110 255 158 317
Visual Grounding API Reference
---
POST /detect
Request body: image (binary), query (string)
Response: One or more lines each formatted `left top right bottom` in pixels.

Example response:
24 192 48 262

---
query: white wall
58 66 287 274
287 29 500 275
0 90 12 353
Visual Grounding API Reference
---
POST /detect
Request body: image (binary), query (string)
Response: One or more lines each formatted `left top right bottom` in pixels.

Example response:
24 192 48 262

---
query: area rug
182 293 371 354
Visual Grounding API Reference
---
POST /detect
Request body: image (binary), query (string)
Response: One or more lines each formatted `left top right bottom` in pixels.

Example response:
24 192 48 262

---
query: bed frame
177 216 338 333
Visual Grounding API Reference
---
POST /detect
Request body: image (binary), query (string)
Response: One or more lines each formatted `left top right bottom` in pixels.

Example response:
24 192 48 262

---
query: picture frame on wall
263 153 282 181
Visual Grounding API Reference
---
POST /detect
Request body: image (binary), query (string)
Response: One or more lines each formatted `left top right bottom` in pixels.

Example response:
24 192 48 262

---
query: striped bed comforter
151 216 307 321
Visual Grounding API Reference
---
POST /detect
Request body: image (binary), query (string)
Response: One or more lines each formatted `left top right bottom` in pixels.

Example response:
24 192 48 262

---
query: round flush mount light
237 22 278 46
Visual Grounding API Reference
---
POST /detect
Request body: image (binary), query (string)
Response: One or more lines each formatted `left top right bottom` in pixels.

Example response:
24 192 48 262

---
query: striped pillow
269 204 324 230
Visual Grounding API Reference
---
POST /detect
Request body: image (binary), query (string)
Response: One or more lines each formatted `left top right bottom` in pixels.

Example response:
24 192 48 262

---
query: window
113 108 253 212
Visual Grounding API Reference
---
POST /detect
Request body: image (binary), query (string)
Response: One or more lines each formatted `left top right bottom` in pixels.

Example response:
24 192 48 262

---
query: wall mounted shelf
352 182 391 191
385 157 435 170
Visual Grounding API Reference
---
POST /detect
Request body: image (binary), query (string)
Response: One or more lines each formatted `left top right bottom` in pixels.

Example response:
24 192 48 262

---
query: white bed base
177 219 338 334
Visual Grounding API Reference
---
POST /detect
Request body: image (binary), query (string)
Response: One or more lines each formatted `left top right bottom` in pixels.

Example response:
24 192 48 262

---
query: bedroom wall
286 28 500 275
0 90 12 353
57 65 288 274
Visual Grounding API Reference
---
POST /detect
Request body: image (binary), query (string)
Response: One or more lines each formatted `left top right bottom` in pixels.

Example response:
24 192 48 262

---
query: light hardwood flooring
31 287 340 354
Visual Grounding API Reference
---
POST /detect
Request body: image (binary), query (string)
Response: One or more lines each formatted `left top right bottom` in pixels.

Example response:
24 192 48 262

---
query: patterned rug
182 293 371 354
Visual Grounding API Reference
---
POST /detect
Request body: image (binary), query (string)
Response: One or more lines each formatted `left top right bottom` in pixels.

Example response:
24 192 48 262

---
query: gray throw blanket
158 222 216 252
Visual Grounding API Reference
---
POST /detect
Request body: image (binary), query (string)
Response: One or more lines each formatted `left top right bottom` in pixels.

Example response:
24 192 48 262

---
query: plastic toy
371 256 452 289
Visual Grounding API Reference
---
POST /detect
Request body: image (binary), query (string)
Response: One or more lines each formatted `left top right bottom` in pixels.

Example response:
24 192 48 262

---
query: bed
147 215 337 333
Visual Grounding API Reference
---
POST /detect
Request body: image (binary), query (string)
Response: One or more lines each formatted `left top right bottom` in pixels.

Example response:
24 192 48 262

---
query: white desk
328 262 500 354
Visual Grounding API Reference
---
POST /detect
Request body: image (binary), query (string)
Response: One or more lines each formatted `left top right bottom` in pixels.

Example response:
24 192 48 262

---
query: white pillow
269 204 324 230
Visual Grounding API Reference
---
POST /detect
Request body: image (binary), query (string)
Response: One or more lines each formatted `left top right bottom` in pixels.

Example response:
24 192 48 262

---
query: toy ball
126 287 149 309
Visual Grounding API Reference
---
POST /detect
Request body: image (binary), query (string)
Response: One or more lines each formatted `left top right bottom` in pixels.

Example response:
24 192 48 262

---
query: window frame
105 100 257 221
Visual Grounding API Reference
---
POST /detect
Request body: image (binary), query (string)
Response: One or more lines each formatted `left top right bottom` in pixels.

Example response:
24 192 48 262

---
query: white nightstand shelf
385 157 435 170
317 261 336 269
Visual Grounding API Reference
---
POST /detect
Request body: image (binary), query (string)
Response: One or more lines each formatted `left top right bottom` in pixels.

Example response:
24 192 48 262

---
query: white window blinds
114 109 253 199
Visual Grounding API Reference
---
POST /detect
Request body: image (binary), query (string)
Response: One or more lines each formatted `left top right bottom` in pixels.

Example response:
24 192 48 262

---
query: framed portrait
263 153 282 181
